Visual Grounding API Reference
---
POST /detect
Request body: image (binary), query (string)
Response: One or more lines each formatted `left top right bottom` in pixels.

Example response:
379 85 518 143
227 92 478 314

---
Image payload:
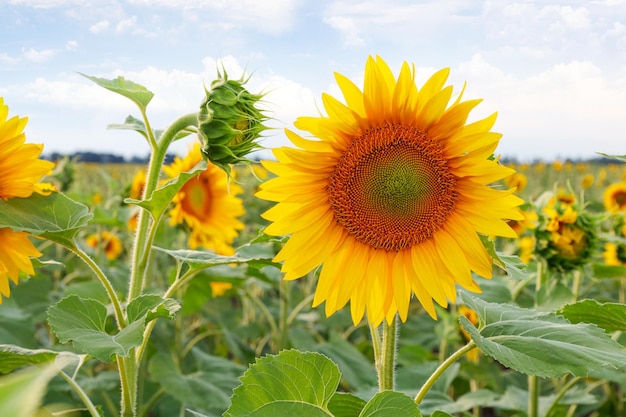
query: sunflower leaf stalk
197 69 268 175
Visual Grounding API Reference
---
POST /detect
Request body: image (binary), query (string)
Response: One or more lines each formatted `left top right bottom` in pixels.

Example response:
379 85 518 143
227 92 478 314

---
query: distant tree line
43 152 176 165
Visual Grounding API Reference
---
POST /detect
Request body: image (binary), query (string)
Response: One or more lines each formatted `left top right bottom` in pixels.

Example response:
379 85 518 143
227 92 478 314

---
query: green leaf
560 299 626 332
0 192 92 247
80 73 154 111
0 353 80 417
359 391 421 417
126 294 180 323
592 263 626 278
328 392 366 417
317 332 378 391
224 350 341 417
461 293 626 378
154 243 277 271
108 115 150 140
597 152 626 163
480 236 528 279
0 345 71 373
47 295 144 362
149 348 245 415
124 160 206 220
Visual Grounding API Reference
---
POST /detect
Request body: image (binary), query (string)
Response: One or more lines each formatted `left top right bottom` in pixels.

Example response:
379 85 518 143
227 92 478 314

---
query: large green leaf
47 295 144 362
460 293 626 378
80 73 154 111
224 350 341 417
560 299 626 332
0 345 83 374
359 391 421 417
0 353 80 417
0 192 92 247
124 160 206 220
328 392 367 417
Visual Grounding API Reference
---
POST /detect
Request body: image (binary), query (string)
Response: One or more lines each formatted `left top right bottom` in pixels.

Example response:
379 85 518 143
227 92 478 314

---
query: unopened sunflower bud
197 69 268 174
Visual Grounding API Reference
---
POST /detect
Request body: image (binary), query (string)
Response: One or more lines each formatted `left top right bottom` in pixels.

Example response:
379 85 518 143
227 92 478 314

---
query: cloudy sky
1 0 625 162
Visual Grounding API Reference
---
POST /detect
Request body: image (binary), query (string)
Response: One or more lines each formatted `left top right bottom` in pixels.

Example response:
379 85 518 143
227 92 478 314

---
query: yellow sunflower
504 172 527 193
604 182 626 213
0 98 55 200
0 97 55 303
164 142 245 255
127 169 147 232
0 229 43 304
86 231 123 261
257 56 523 325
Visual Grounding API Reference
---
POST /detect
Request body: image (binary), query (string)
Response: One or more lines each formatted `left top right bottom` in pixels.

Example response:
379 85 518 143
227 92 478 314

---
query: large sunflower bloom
257 56 523 325
164 142 245 255
0 97 55 303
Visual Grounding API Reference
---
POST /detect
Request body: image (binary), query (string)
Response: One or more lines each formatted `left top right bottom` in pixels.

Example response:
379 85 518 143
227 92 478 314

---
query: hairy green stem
380 316 398 391
69 243 126 328
57 370 101 417
127 113 198 301
414 340 476 404
369 316 398 392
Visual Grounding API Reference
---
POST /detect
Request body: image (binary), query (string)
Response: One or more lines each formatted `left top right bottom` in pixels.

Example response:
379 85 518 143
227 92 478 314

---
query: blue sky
1 0 626 161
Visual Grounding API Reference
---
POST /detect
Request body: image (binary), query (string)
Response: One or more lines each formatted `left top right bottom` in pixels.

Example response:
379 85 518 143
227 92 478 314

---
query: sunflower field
3 57 626 417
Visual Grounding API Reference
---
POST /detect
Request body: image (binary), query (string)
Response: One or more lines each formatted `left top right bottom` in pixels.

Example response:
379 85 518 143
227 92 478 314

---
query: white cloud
21 47 57 63
323 16 365 47
453 55 626 160
90 19 110 33
115 16 137 33
65 40 79 50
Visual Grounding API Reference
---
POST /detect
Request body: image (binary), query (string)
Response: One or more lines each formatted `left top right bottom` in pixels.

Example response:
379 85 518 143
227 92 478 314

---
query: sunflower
0 98 55 200
0 98 56 303
504 172 527 193
257 56 523 325
127 169 147 231
86 231 123 261
0 229 43 303
164 142 245 255
604 182 626 213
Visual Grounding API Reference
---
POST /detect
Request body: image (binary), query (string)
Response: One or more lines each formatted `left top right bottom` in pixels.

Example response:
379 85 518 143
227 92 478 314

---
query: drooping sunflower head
0 97 56 200
163 142 245 255
258 56 524 326
197 69 269 174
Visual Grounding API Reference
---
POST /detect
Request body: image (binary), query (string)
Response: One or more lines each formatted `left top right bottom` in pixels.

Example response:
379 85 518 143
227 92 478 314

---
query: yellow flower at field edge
164 142 245 256
127 168 147 232
604 182 626 213
257 56 524 326
0 97 56 303
86 231 123 261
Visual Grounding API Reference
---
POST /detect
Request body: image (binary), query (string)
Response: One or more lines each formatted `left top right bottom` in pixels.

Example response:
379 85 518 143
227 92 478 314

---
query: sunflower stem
57 370 101 417
127 112 198 301
380 315 398 391
68 243 126 329
528 375 539 417
414 340 476 404
369 316 398 392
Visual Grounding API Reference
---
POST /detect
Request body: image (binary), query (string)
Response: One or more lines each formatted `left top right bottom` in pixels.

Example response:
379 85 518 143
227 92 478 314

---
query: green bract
198 69 268 174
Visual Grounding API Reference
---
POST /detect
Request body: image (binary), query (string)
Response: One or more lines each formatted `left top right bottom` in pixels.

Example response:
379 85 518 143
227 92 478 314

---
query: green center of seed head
368 155 433 218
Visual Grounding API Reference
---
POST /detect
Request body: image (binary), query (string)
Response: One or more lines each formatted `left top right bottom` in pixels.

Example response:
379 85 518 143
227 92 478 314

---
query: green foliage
0 192 92 247
80 73 154 112
461 293 626 378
